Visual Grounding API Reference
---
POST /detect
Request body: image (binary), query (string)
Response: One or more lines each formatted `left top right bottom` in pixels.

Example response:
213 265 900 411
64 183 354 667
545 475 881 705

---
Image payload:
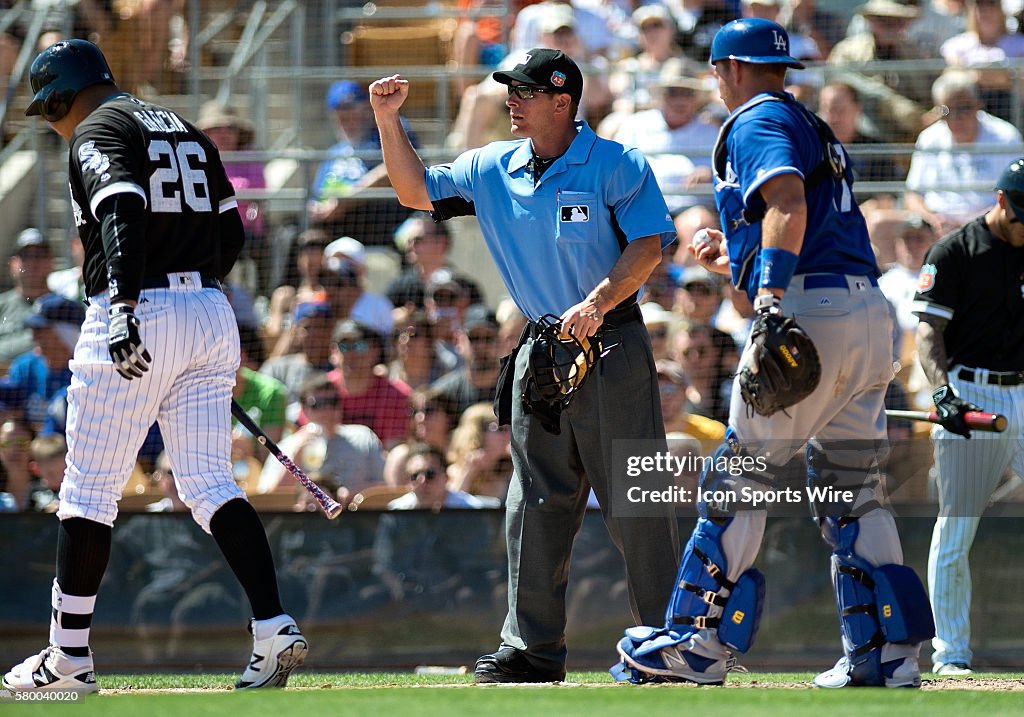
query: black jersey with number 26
68 93 244 300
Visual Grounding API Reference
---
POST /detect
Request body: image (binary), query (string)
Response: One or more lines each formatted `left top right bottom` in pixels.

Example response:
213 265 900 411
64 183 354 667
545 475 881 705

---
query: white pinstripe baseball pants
927 368 1024 667
57 273 245 533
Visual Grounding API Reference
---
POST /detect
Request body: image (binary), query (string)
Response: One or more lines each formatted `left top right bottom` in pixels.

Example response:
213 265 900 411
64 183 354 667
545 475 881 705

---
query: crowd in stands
3 0 1024 512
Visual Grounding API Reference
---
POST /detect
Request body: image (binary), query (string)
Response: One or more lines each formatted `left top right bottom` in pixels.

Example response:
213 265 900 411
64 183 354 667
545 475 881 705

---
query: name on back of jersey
133 109 188 135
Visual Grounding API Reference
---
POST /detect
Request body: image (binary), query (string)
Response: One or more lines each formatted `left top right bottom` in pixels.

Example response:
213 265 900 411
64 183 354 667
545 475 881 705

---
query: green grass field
5 672 1023 717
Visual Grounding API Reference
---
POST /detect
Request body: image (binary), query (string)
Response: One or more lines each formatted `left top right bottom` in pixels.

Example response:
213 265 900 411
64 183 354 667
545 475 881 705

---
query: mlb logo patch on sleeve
917 263 937 292
561 205 589 222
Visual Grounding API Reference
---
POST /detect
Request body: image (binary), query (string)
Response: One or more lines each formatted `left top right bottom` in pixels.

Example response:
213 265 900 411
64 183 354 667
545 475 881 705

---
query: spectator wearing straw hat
196 100 269 292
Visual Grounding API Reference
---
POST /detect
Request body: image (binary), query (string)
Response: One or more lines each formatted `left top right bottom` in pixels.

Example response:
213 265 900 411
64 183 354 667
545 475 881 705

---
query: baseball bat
885 409 1008 433
231 399 343 519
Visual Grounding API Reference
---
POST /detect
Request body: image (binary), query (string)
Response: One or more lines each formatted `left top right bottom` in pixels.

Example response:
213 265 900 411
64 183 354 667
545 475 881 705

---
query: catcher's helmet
25 39 115 122
710 18 805 70
996 158 1024 222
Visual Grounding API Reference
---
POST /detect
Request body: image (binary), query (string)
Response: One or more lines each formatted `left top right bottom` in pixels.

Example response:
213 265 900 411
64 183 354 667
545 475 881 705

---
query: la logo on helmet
772 30 787 52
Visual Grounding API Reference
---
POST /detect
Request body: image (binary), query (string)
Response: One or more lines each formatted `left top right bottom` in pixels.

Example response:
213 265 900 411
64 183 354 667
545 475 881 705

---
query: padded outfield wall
1 509 1022 672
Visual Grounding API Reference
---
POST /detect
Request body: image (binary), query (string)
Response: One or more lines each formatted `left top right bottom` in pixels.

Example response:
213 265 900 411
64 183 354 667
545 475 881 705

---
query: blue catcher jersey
712 92 879 301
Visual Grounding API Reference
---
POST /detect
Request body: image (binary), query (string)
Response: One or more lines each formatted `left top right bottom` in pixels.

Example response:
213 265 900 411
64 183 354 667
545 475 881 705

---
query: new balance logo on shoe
3 647 98 694
235 619 307 690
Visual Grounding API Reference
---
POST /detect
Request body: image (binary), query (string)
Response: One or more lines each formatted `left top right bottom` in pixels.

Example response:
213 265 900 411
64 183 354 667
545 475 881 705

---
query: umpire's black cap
995 158 1024 223
493 49 584 104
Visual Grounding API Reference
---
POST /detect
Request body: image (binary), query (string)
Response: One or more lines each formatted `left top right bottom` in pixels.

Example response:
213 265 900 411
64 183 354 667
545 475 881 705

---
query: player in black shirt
2 40 306 694
911 158 1024 676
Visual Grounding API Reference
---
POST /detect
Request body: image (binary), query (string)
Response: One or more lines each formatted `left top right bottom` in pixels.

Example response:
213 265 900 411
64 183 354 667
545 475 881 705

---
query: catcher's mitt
737 309 821 417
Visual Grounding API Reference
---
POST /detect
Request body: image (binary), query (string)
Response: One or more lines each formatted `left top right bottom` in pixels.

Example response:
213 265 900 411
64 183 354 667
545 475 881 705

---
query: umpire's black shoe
474 647 565 683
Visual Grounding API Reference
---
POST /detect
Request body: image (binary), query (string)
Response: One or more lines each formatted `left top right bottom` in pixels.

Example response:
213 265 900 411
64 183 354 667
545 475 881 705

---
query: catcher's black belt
141 273 223 291
957 368 1024 387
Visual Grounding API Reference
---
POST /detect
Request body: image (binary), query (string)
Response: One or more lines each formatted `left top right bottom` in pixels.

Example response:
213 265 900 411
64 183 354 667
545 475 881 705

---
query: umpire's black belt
526 303 641 338
141 273 223 291
958 367 1024 387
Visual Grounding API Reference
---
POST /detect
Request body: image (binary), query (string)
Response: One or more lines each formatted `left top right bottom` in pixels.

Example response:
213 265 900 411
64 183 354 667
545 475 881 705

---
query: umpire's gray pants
499 317 680 673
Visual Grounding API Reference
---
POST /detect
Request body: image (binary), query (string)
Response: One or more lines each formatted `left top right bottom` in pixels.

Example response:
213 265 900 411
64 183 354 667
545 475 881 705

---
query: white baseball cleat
813 655 921 688
2 646 98 694
235 617 308 689
933 662 974 676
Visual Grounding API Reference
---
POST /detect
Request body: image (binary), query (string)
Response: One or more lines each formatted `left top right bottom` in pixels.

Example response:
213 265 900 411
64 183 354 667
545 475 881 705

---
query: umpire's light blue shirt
424 121 676 320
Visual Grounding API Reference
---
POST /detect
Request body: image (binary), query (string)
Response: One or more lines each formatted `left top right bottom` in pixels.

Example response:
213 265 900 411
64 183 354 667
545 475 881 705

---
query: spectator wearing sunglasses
257 375 384 498
389 311 450 391
328 320 411 449
382 388 459 488
370 443 499 611
639 302 678 362
431 304 502 420
673 322 738 425
387 442 497 509
905 70 1023 236
656 359 726 445
671 265 725 326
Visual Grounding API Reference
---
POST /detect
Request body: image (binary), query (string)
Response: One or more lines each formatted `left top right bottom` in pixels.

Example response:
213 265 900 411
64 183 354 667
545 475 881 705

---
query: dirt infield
97 676 1024 694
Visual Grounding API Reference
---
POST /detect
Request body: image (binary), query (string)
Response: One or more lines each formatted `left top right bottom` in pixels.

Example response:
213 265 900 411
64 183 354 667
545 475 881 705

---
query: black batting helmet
25 39 115 122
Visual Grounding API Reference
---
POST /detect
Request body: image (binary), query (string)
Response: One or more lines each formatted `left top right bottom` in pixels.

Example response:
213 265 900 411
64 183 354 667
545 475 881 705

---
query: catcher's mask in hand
526 314 620 408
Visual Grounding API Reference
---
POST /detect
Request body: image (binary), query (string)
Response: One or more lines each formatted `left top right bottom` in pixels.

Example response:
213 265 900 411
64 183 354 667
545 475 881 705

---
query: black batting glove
108 303 152 380
932 384 982 439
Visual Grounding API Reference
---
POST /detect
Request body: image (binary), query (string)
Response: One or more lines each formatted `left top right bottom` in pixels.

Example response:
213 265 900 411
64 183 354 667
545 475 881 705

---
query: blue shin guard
665 517 765 653
611 517 764 684
821 517 934 687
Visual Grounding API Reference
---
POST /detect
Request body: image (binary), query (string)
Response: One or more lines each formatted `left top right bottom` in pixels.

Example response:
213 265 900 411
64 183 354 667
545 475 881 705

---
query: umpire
370 50 680 682
912 158 1024 676
3 40 305 694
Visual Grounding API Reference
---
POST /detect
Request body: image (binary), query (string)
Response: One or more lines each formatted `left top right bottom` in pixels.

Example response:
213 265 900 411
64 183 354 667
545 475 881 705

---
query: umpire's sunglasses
507 85 552 101
1003 190 1024 223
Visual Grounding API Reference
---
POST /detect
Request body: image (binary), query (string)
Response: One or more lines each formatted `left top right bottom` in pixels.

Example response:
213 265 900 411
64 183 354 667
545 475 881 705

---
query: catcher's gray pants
682 276 918 665
499 314 680 673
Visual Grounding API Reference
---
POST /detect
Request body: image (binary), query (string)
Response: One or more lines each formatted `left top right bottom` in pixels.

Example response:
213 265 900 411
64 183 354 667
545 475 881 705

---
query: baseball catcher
737 295 822 416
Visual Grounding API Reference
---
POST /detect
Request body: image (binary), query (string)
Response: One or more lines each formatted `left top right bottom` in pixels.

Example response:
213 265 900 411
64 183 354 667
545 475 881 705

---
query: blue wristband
759 248 800 290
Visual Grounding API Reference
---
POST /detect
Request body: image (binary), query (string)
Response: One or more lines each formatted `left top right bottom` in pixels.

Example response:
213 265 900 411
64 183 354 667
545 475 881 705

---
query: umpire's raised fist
369 75 409 114
108 303 152 380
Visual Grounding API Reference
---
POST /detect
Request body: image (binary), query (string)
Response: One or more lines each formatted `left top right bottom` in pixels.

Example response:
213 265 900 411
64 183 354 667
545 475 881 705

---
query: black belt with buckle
958 368 1024 387
527 303 640 338
141 274 223 291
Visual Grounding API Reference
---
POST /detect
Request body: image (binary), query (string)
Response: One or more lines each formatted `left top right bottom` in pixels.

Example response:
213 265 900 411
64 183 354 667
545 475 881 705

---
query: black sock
209 498 284 620
54 518 112 657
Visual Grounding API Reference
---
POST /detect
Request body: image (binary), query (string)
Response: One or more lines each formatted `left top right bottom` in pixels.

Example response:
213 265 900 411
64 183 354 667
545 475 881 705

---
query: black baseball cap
493 48 584 104
996 158 1024 223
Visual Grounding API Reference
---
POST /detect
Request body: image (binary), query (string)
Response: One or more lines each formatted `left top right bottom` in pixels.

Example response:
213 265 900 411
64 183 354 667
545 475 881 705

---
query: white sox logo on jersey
78 141 111 182
69 182 85 227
